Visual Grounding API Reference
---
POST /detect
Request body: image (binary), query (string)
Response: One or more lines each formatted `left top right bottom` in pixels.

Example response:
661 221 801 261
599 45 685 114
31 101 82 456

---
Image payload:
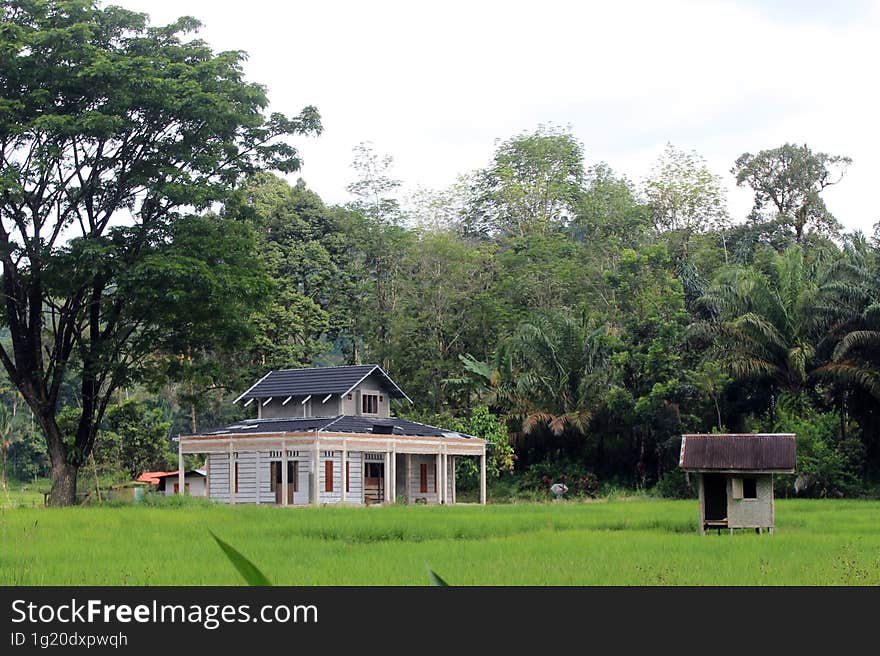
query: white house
174 365 487 506
155 468 207 497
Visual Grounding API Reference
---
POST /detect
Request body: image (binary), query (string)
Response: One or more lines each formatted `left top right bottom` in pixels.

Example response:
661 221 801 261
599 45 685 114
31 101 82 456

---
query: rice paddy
1 498 878 585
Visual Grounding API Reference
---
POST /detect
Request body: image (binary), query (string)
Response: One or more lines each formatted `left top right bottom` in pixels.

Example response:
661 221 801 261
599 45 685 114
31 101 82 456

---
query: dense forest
2 2 879 503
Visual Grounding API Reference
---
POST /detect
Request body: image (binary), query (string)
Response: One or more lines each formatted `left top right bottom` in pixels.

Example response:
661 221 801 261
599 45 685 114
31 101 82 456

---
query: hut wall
727 474 773 528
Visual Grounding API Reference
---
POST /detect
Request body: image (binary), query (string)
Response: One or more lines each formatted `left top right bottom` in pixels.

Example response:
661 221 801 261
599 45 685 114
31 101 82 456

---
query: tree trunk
48 460 78 506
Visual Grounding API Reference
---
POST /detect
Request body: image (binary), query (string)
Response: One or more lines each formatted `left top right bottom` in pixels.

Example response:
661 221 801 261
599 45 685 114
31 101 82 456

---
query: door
363 462 385 504
703 473 727 521
271 461 298 504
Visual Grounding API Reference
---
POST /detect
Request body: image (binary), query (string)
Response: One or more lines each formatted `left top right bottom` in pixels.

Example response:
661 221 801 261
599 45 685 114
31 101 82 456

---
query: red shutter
325 459 333 492
420 463 428 493
234 462 239 494
346 461 350 493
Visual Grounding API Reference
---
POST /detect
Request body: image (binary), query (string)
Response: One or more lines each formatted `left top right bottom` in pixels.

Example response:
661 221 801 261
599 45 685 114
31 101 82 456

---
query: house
155 469 207 497
679 433 796 535
136 469 207 496
174 364 487 506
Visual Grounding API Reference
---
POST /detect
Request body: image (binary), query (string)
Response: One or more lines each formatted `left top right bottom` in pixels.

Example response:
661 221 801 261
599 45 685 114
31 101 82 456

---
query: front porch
175 431 487 506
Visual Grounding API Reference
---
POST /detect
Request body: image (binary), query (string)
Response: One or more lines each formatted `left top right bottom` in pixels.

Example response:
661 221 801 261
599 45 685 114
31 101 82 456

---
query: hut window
362 393 379 414
325 460 334 493
743 477 757 499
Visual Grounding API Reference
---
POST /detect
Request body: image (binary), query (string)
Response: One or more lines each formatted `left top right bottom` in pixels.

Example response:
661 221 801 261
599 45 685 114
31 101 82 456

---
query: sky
115 0 880 234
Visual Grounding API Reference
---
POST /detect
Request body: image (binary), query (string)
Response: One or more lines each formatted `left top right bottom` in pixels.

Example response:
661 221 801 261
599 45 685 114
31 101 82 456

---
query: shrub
517 456 599 498
653 468 697 499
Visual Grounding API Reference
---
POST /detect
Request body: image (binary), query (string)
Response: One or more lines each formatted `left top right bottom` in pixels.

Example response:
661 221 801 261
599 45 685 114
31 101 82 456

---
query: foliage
0 0 321 504
94 400 174 479
517 455 600 498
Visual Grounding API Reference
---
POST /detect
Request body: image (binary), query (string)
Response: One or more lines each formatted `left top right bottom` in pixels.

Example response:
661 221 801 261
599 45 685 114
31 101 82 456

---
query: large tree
732 143 851 244
0 1 321 504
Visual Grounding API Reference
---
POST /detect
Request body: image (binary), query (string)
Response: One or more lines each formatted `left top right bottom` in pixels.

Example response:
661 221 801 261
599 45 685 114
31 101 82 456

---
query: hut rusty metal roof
679 433 796 472
233 365 411 403
197 415 475 439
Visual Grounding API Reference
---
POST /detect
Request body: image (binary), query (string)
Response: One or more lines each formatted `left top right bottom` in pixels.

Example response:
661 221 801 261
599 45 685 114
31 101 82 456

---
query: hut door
703 474 727 521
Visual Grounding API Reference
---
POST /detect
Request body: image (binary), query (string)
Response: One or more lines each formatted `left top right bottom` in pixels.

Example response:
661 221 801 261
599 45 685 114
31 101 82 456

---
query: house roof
233 365 411 403
197 415 475 439
679 433 796 472
136 471 176 485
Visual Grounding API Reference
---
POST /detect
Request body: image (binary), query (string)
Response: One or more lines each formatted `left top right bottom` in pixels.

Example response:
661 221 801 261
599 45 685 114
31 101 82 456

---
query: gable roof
198 415 474 439
233 365 411 404
679 433 796 472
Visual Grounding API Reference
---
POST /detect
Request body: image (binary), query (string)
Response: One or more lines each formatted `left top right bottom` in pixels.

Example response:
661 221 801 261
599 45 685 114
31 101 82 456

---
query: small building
679 433 796 535
155 469 207 497
174 365 487 506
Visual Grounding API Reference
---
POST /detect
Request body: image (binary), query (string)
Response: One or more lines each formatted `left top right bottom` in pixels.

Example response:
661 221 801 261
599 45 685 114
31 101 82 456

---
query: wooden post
312 441 320 506
341 439 347 504
177 441 184 497
281 439 288 507
479 450 486 505
205 456 210 500
228 441 236 506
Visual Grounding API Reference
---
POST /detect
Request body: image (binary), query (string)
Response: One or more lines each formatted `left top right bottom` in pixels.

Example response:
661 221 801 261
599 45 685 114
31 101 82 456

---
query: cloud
115 0 880 233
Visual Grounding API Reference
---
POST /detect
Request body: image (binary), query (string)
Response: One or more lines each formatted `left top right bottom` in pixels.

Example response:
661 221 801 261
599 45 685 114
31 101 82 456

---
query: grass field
1 497 878 585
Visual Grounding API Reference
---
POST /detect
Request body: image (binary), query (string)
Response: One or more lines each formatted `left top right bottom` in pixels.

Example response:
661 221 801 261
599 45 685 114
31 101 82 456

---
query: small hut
679 433 796 535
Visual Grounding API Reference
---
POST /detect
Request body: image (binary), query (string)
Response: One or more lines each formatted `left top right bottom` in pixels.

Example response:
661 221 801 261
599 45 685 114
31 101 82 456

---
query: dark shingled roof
679 434 796 472
198 415 474 439
234 365 410 403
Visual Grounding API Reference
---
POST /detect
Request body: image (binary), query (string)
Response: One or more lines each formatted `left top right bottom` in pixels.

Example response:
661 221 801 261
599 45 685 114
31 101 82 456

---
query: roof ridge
268 364 377 374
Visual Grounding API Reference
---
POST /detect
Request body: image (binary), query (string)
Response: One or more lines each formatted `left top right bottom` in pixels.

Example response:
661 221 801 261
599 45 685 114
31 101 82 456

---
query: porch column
312 441 320 506
281 439 288 507
341 439 347 504
177 441 184 496
389 442 396 504
479 449 486 505
438 451 445 504
229 441 236 505
255 451 261 505
383 449 391 505
451 456 456 504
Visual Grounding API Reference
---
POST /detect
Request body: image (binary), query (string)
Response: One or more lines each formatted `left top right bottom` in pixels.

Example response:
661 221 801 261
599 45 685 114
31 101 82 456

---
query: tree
94 400 173 479
468 125 585 239
694 247 863 400
0 1 321 504
732 143 851 244
644 143 729 256
0 404 13 490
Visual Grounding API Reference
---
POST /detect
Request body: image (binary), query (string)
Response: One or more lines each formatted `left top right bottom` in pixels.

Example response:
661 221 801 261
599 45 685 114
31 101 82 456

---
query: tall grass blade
210 531 272 586
427 566 449 586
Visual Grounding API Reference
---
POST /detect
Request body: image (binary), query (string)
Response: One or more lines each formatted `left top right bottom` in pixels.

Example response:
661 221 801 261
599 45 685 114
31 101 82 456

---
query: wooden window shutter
420 463 428 493
731 477 743 500
346 461 350 493
325 459 333 493
270 462 278 492
292 461 299 493
234 462 239 494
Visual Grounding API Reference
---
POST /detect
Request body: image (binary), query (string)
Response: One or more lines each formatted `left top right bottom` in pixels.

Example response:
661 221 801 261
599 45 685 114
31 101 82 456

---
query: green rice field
1 498 879 585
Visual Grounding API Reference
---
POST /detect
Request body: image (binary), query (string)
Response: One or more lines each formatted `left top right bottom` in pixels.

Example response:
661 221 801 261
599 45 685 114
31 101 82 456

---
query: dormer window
362 394 379 415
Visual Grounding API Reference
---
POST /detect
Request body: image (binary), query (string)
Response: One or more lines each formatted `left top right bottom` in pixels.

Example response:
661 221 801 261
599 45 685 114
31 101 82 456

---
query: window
325 460 334 493
743 477 757 499
346 461 350 493
234 462 239 494
362 393 379 414
271 461 299 493
420 463 428 493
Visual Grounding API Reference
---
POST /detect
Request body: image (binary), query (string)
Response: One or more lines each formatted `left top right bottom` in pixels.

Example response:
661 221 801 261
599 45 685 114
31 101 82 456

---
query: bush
517 456 599 498
653 468 697 499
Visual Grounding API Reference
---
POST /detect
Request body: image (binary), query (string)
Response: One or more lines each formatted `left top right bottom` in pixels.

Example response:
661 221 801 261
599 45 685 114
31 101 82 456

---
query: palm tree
500 312 610 437
693 246 866 399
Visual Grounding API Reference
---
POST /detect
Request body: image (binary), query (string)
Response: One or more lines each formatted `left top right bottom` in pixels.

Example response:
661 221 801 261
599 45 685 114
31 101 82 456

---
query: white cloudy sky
115 0 880 234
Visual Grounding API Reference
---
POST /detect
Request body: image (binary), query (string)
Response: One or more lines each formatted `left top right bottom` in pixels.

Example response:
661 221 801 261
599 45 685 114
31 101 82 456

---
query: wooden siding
407 454 439 503
340 372 392 417
260 395 341 419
